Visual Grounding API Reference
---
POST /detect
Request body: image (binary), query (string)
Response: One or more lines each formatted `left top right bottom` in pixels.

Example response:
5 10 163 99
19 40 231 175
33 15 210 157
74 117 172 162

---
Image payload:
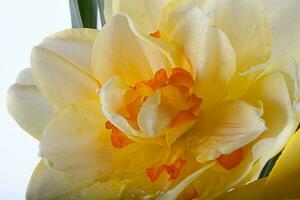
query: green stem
259 152 281 178
69 0 98 28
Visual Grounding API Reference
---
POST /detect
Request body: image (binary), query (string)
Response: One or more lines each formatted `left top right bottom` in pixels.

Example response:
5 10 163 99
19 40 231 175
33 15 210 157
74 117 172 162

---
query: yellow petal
213 178 266 200
260 58 300 113
110 142 169 179
193 147 256 199
187 100 266 163
104 0 171 33
159 162 215 200
137 90 173 137
161 6 236 107
31 46 99 110
99 75 140 136
193 26 236 107
264 0 300 65
7 69 52 140
264 130 300 199
214 0 271 72
40 101 112 186
160 5 212 77
39 28 99 73
53 179 124 200
92 14 175 86
242 72 298 181
26 161 75 200
27 161 124 200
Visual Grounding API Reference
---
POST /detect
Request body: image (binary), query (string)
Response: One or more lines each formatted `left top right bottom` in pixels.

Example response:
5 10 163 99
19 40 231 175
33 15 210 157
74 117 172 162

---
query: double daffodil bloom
7 0 300 199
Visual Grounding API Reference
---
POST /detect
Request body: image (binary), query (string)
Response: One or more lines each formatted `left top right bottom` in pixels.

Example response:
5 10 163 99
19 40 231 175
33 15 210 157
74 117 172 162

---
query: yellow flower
6 0 300 199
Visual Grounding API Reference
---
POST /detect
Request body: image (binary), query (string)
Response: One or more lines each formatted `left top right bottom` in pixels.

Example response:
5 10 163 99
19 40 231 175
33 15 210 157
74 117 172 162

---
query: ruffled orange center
105 68 202 149
105 121 133 149
146 158 187 182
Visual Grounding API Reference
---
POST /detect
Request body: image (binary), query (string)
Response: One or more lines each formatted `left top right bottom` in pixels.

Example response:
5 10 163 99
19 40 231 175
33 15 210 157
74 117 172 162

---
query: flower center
105 68 202 148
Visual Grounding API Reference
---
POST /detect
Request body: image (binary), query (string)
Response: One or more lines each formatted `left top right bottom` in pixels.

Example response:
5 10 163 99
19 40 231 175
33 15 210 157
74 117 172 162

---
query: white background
0 1 70 199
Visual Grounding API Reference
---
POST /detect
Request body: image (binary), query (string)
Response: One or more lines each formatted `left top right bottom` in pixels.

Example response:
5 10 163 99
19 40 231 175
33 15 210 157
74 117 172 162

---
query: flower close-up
6 0 300 199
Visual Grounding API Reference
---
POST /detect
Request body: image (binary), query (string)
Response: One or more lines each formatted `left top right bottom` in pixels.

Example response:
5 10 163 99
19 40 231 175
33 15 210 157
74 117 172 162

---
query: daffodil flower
7 0 300 199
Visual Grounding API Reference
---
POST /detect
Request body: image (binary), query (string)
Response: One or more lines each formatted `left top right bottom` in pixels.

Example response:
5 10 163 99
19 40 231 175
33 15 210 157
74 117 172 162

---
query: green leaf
259 152 281 178
69 0 98 28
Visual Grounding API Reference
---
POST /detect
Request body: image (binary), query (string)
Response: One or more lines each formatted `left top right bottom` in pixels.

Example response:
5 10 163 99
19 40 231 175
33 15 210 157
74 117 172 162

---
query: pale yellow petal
159 162 215 200
31 46 99 110
193 26 236 107
40 101 111 186
40 28 99 73
92 14 175 86
161 6 236 106
99 76 140 136
161 0 271 72
104 0 171 33
264 0 300 65
7 69 52 140
242 72 297 181
160 5 212 74
137 90 173 137
187 100 266 163
53 179 124 200
214 0 271 72
27 161 124 200
264 131 300 199
26 161 74 200
193 147 256 199
16 68 35 85
212 178 266 200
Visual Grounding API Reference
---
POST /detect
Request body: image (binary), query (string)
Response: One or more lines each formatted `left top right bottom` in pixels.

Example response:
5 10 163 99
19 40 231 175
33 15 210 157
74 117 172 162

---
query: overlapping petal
7 68 52 140
92 14 184 86
39 29 99 73
160 5 236 107
104 0 171 33
31 46 99 110
186 100 266 163
26 161 75 200
264 0 300 65
39 101 112 186
213 0 271 72
242 71 298 181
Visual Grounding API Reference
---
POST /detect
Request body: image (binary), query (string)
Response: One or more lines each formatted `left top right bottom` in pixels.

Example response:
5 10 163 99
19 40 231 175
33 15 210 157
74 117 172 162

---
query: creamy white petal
40 101 112 186
7 69 52 140
214 0 271 71
26 161 75 200
40 29 99 73
31 46 99 110
16 68 35 85
187 100 266 163
137 90 173 137
161 6 236 106
242 72 297 181
264 0 300 65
